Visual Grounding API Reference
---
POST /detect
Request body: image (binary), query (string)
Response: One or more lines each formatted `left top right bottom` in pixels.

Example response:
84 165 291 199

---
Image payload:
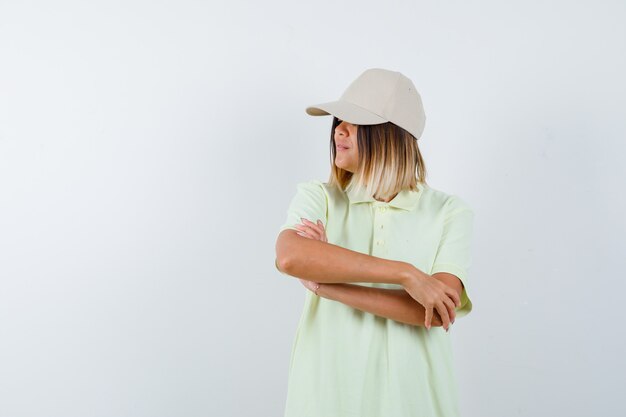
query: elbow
275 229 302 276
276 255 294 275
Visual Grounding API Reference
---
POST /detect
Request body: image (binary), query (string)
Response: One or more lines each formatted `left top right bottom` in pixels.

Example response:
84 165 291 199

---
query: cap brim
305 100 387 125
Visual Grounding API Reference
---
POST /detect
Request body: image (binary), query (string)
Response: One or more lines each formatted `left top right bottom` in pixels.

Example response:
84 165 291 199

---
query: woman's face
333 119 359 173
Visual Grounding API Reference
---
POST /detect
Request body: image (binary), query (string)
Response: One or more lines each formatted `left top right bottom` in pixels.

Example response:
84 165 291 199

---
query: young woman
274 68 475 417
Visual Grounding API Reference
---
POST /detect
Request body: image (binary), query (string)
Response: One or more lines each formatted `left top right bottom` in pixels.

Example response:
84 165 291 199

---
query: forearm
276 230 413 286
316 283 443 328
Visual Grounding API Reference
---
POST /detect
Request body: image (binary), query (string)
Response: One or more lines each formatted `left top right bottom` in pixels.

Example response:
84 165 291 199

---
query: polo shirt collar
346 183 425 211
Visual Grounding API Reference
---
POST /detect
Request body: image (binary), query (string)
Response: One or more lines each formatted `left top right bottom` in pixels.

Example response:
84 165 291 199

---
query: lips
336 144 350 150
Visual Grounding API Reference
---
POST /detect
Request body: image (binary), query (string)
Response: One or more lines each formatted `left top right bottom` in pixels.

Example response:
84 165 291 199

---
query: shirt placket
372 202 389 257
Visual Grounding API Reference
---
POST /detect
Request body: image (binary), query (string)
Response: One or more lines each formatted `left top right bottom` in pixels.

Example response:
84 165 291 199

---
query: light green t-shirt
276 179 475 417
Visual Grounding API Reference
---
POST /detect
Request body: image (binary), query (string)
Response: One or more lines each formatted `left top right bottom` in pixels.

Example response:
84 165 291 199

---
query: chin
336 166 354 173
335 158 356 172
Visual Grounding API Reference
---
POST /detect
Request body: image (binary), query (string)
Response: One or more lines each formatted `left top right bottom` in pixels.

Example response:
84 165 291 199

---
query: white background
1 1 625 416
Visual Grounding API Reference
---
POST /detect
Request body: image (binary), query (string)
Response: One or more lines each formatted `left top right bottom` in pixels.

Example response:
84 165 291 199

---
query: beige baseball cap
305 68 427 140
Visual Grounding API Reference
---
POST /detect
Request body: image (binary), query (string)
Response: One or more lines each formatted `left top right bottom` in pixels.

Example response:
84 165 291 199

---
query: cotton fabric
276 179 475 417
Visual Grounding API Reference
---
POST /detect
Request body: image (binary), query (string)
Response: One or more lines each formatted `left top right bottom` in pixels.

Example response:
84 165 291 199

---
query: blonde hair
327 116 428 200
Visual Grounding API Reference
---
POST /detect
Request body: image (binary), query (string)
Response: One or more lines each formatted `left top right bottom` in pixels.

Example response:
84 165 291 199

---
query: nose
335 122 348 137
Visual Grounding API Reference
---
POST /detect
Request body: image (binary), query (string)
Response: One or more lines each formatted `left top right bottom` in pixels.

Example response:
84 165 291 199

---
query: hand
294 218 328 242
401 267 460 331
299 278 320 294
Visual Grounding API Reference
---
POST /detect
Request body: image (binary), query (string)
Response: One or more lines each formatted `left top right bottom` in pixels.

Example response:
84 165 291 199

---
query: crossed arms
275 229 464 329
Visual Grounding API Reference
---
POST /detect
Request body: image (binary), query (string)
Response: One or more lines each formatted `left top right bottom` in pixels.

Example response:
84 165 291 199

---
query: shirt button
380 224 384 229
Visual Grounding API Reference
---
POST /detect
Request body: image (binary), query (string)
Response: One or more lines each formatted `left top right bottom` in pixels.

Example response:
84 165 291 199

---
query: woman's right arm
275 229 413 286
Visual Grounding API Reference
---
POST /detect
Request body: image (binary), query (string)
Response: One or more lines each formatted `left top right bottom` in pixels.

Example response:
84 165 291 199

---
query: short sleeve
430 196 475 318
275 180 328 274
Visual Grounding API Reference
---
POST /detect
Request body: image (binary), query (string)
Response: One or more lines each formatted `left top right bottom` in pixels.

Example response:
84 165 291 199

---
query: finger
436 301 451 332
294 225 313 238
299 219 323 240
442 295 456 325
436 280 461 308
316 220 328 242
317 219 328 242
445 286 461 308
302 218 325 239
295 223 322 240
301 225 322 240
303 218 325 236
424 306 432 330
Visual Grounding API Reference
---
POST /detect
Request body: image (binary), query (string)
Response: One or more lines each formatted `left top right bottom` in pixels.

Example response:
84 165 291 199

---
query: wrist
398 262 423 287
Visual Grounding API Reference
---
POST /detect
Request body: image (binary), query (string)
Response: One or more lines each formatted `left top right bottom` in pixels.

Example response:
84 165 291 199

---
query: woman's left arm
315 282 445 328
